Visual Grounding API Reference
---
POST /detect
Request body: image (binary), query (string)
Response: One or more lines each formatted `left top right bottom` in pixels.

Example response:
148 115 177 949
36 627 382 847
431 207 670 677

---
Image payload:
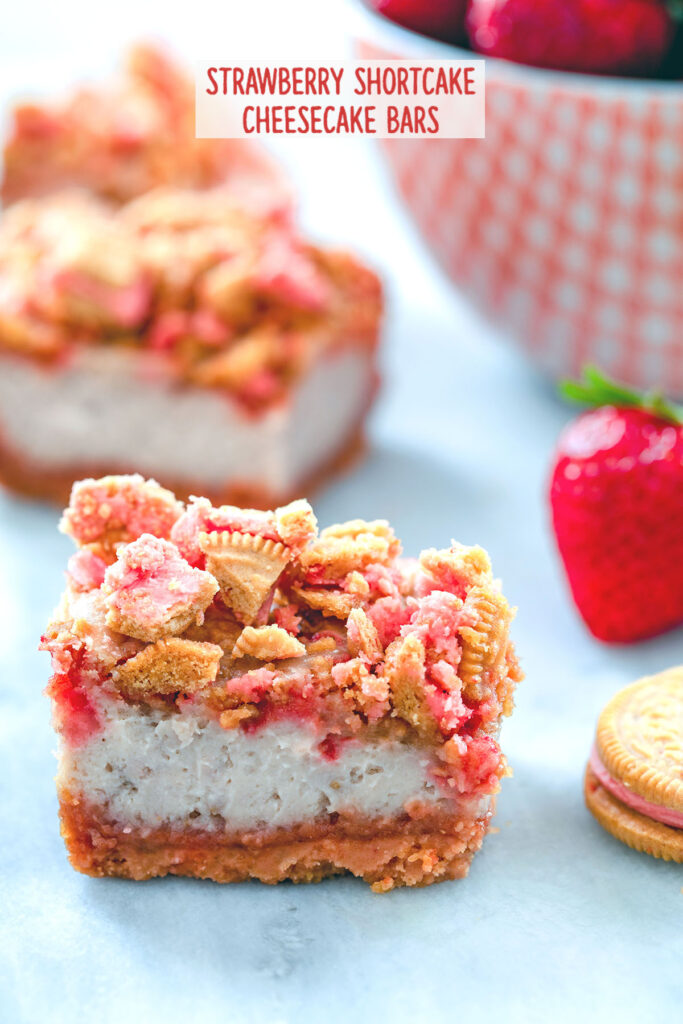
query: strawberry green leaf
666 0 683 24
559 365 683 426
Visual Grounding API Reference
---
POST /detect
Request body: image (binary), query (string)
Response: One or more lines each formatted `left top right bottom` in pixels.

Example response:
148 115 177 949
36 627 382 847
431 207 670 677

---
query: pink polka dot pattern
359 41 683 394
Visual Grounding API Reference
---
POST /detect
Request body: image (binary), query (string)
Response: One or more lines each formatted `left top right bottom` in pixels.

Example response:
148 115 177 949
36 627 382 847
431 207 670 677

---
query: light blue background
1 3 681 1021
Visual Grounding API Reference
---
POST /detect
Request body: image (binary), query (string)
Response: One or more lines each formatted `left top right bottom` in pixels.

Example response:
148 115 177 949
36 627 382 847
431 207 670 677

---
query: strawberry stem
559 365 683 426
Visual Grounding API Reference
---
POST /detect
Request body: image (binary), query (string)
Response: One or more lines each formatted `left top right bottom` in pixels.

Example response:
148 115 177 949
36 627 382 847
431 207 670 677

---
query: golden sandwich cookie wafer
585 667 683 862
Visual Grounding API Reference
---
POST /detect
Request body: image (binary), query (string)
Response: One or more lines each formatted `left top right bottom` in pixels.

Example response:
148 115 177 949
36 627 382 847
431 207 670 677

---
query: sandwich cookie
585 666 683 862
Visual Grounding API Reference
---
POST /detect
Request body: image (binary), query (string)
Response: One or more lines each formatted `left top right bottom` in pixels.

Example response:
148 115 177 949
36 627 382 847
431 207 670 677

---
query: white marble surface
0 3 681 1022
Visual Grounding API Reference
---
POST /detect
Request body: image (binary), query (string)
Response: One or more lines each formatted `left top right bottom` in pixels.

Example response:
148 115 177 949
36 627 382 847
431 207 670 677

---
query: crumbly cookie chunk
170 497 278 568
305 636 338 655
232 624 306 661
331 656 390 719
66 548 108 591
191 328 278 389
346 607 383 664
458 586 513 701
0 193 151 331
275 498 318 552
113 637 223 699
200 531 291 623
300 519 401 582
290 585 359 620
103 534 218 642
60 474 183 555
254 232 330 311
197 250 258 322
595 667 683 814
182 605 243 654
219 705 260 730
383 634 435 739
344 570 371 598
420 544 493 594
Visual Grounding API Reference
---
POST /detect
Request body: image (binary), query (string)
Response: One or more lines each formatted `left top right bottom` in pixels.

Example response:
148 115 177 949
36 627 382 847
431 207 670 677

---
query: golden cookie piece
346 606 383 664
383 633 437 740
232 624 306 661
274 498 318 552
289 584 359 619
300 519 400 582
458 586 513 702
200 531 291 624
596 666 683 814
420 543 493 592
113 638 223 700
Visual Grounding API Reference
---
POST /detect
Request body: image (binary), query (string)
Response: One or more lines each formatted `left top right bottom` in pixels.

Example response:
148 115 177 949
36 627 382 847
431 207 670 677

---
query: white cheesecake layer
0 345 372 492
58 704 485 831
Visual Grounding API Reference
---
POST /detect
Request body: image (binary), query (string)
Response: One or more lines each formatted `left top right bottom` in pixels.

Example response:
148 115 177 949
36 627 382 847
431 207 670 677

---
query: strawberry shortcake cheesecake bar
42 475 522 889
0 45 380 506
0 186 381 506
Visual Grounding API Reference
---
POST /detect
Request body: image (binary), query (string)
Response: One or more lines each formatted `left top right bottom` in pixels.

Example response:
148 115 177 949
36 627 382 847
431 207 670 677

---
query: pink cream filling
589 745 683 830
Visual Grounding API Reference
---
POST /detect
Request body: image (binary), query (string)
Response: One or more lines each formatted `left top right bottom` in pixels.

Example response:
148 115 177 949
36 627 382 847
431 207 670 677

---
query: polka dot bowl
353 2 683 393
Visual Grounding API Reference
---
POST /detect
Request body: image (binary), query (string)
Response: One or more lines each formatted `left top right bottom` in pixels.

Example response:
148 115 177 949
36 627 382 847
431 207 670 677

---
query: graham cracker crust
59 791 490 890
0 423 366 510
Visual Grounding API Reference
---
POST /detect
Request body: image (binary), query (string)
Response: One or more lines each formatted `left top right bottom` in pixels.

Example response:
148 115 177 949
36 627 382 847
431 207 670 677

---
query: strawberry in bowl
549 367 683 643
368 0 680 76
369 0 469 41
464 0 679 76
466 0 678 76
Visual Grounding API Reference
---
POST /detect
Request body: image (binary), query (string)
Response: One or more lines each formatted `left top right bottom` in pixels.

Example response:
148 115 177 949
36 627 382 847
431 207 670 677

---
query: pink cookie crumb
255 233 330 312
61 474 182 548
459 735 503 795
103 533 218 641
331 658 390 720
224 666 277 704
360 562 404 600
148 309 231 351
273 604 302 635
440 734 503 796
401 591 464 665
171 497 281 568
42 644 101 747
66 549 107 591
426 660 471 734
238 368 281 405
50 268 152 328
368 595 412 649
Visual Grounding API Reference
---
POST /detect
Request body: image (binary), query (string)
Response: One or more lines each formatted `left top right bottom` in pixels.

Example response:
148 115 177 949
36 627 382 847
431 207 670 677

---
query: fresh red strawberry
466 0 676 75
549 367 683 643
368 0 469 43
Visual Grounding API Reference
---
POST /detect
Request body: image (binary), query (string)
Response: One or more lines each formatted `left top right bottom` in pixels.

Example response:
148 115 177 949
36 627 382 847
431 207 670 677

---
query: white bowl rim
347 0 683 98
